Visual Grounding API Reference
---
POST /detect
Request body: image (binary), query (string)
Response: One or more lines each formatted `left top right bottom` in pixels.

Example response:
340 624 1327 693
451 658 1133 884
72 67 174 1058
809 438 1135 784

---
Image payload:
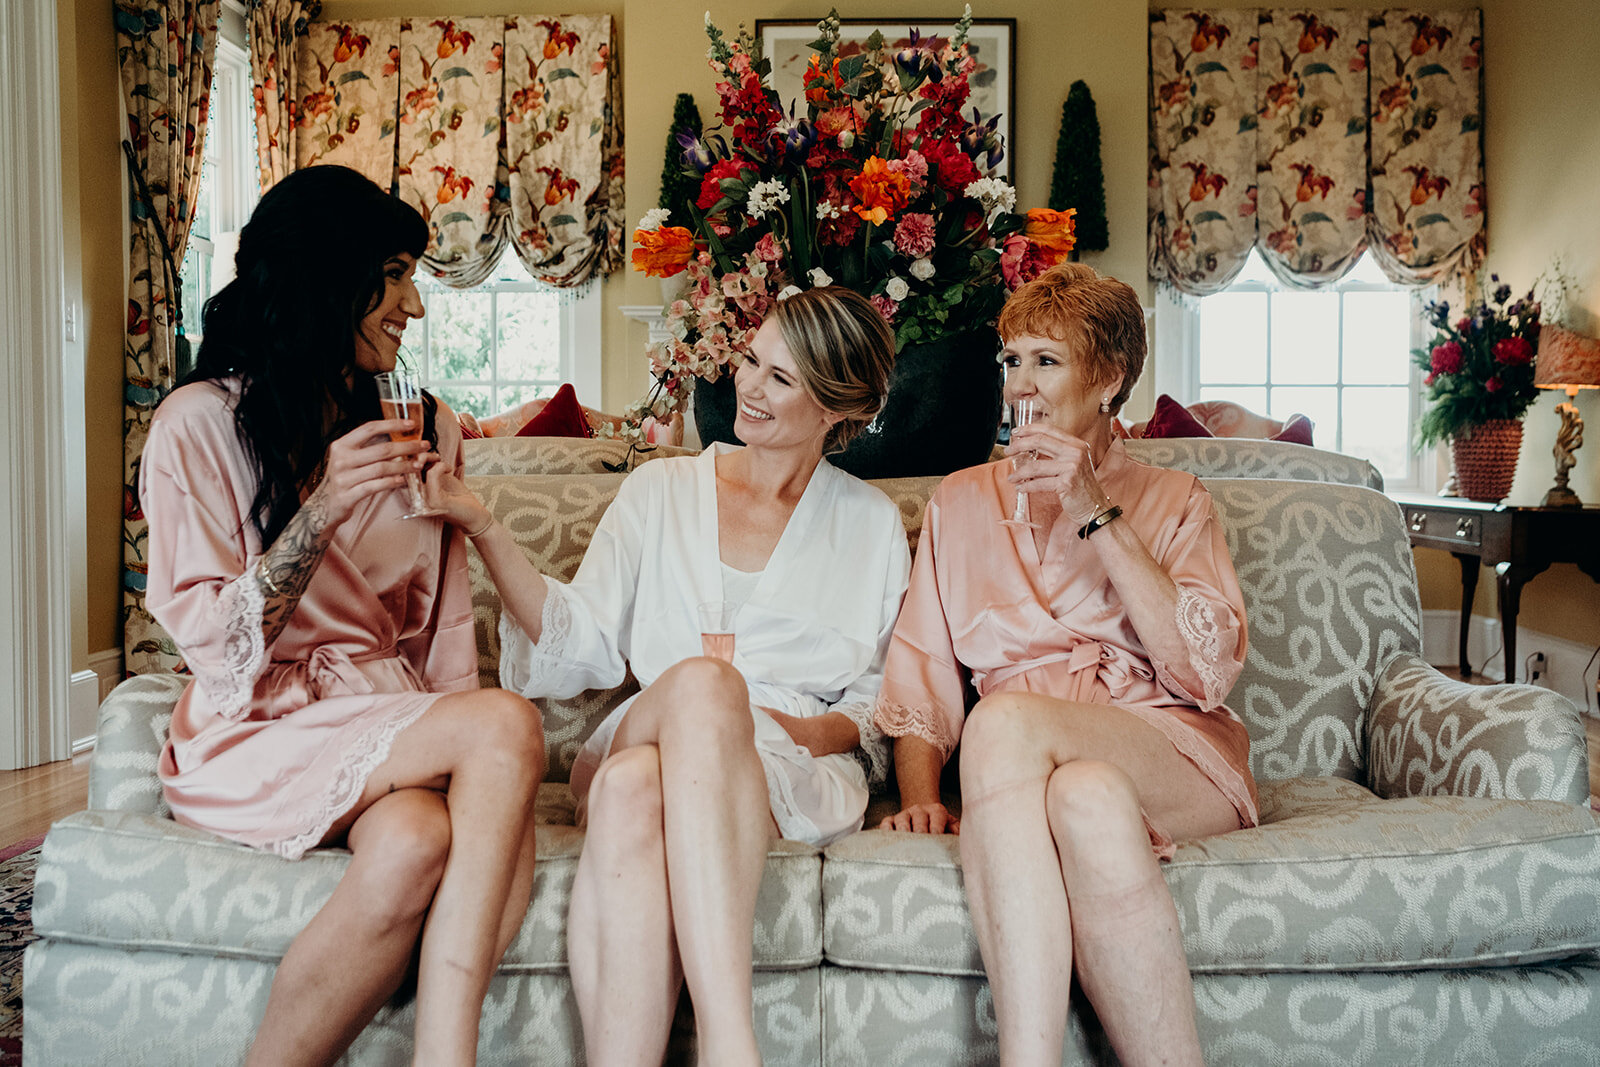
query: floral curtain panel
1149 8 1484 295
264 13 622 288
117 0 222 675
246 0 321 191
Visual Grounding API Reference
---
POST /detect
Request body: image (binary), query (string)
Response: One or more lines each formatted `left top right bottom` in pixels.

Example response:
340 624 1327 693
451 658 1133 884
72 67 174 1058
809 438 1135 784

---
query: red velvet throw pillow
1271 413 1315 446
1139 394 1213 439
515 383 593 438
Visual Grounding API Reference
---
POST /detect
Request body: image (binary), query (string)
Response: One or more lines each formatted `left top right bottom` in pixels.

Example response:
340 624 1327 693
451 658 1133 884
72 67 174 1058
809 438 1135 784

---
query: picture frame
755 16 1017 179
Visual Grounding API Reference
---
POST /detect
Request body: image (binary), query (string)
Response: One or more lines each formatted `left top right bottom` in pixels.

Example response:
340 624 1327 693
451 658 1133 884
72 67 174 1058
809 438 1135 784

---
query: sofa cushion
35 789 824 972
1124 437 1382 489
463 436 697 476
821 776 1600 976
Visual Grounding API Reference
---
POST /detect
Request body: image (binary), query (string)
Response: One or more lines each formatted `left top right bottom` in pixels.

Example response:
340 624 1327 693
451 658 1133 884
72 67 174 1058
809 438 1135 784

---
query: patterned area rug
0 836 43 1067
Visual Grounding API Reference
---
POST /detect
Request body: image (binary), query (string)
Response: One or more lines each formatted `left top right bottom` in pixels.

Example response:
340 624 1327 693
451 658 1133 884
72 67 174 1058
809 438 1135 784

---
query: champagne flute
999 398 1039 529
698 601 739 662
373 371 444 519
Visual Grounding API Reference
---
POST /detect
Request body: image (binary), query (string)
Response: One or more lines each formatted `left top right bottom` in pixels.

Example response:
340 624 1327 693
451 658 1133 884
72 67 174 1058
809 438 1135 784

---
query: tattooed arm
252 417 430 645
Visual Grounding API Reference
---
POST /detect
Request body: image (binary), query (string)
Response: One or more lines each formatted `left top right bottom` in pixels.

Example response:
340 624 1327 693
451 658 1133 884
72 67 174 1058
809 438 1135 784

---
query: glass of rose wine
999 398 1040 529
698 601 739 662
373 371 444 519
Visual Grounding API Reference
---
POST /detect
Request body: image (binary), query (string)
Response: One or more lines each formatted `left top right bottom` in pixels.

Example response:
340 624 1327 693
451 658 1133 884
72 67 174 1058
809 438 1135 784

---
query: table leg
1495 561 1550 684
1451 552 1479 677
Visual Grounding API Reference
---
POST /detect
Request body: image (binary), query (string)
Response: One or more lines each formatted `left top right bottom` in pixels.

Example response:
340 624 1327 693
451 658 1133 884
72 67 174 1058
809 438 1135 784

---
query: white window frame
414 270 603 417
1152 251 1436 492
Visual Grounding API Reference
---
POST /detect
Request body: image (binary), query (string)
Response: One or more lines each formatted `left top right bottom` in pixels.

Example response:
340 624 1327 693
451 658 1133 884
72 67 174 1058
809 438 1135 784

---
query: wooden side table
1391 495 1600 683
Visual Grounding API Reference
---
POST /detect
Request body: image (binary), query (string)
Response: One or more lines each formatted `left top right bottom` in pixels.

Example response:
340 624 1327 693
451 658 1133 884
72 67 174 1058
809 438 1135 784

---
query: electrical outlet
1528 651 1548 686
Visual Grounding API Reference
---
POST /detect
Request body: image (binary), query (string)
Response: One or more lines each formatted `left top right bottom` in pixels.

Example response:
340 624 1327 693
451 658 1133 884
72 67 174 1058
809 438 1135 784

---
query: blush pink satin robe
140 380 478 860
875 441 1258 857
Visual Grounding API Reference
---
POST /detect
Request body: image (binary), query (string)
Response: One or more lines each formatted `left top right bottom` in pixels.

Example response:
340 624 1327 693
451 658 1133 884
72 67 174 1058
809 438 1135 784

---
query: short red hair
996 263 1146 415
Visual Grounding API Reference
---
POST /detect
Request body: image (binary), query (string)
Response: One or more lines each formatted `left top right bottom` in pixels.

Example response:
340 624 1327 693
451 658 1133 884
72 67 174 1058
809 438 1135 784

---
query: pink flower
893 212 937 257
1430 341 1463 375
754 232 783 262
887 149 929 185
1493 336 1533 365
869 294 899 322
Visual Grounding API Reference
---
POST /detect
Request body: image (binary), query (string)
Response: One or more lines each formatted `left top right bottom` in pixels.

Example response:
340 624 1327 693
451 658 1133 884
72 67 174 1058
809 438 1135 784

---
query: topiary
659 92 704 220
1049 80 1108 254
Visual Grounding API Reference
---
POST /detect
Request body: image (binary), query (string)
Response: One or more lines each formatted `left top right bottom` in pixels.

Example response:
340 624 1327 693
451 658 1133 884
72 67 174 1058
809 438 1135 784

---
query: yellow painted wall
67 0 1600 657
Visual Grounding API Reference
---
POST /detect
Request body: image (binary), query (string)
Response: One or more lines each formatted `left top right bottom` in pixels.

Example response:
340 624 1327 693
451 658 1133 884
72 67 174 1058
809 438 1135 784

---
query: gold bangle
464 513 495 539
256 558 284 598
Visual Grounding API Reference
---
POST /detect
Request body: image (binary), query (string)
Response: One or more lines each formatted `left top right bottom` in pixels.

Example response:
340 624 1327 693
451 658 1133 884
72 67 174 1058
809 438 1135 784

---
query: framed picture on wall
755 16 1017 179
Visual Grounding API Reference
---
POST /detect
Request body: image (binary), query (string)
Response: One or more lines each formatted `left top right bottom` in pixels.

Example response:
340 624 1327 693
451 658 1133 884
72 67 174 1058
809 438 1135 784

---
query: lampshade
1535 324 1600 391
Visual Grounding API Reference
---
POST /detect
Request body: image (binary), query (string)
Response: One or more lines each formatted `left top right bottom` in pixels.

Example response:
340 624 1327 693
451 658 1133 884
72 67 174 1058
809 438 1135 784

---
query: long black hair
186 164 433 546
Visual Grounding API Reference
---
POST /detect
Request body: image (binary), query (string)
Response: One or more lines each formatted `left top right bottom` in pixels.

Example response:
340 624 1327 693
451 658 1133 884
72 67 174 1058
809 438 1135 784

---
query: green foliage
1049 80 1108 253
659 93 704 219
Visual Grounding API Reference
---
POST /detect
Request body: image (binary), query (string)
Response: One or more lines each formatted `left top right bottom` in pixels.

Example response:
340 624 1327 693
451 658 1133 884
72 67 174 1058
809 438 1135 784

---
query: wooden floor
0 692 1594 847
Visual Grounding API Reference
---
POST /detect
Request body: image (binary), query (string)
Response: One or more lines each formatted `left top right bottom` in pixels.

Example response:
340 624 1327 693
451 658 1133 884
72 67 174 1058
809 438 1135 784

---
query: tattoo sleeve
256 491 337 646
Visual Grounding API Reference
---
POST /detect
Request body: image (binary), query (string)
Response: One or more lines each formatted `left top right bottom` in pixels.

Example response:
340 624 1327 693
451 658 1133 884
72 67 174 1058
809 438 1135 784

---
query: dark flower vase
693 327 1003 480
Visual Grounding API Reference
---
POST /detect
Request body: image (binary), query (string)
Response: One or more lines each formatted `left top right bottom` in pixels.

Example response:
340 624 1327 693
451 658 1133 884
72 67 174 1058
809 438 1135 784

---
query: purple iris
677 130 718 173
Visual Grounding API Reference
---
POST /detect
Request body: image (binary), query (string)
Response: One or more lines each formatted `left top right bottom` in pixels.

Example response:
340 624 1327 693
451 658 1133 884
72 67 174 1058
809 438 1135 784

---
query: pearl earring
1099 397 1111 414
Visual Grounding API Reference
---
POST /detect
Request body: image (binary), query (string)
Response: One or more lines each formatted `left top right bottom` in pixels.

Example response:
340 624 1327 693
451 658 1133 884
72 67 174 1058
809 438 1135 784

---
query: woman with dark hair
876 263 1256 1065
141 164 545 1065
427 286 911 1066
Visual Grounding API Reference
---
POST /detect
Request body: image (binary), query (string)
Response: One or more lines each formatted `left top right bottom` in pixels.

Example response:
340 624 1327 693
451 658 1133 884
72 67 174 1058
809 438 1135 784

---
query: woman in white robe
428 287 909 1067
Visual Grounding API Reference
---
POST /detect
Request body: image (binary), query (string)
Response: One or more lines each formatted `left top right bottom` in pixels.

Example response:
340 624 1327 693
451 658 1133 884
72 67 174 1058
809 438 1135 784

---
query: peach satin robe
140 380 478 860
875 441 1259 854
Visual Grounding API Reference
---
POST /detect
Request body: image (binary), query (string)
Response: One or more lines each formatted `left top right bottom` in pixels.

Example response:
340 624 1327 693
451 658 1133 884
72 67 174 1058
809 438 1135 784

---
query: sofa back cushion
1125 437 1383 490
463 436 697 477
1205 479 1422 783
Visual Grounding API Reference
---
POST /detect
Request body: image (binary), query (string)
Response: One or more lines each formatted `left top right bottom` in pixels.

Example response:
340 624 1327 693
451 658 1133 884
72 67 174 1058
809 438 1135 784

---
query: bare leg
958 693 1238 1067
593 657 771 1067
246 788 452 1066
569 745 684 1065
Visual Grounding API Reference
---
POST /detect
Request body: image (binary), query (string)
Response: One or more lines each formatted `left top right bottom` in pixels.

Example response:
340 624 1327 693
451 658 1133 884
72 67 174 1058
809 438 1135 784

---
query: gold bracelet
256 558 284 598
464 513 496 539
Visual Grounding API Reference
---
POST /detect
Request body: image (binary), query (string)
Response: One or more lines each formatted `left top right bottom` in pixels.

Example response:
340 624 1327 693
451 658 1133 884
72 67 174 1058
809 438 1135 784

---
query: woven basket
1450 419 1524 502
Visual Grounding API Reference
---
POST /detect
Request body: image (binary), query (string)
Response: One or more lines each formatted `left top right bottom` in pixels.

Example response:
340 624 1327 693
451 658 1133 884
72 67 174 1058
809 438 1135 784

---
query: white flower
748 261 769 279
816 200 843 221
885 276 910 302
777 284 803 301
746 180 791 218
964 177 1016 220
636 207 671 232
909 256 936 281
808 267 834 287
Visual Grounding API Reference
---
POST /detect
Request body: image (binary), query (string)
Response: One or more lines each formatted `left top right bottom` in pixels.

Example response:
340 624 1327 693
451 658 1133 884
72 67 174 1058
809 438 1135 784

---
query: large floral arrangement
1413 275 1542 447
609 6 1075 440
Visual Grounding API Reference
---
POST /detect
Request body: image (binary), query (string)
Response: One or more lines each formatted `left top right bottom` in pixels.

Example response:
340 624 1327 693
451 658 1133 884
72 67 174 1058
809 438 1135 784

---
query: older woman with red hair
876 263 1257 1066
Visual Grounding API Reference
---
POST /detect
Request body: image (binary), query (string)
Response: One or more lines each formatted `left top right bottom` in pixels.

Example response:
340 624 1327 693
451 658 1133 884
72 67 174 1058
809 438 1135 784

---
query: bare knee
347 790 453 923
471 689 548 786
959 692 1047 792
650 658 753 749
1045 760 1144 858
585 747 665 857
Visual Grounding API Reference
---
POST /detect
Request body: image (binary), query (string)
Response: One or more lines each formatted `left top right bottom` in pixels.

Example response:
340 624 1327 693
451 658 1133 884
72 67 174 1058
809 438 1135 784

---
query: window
414 258 603 421
1155 249 1428 488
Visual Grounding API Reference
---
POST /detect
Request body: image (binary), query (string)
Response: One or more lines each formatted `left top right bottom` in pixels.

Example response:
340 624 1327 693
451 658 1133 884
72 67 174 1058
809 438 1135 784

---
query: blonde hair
769 287 896 452
996 263 1146 415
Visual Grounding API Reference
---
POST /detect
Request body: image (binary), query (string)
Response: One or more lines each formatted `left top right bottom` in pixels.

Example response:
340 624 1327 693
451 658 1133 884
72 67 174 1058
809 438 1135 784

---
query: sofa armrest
87 673 186 816
1368 651 1591 806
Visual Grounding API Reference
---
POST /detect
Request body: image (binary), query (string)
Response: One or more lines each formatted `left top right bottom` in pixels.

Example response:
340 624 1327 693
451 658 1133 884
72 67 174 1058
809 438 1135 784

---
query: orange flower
848 157 912 226
631 226 695 278
1024 207 1077 262
804 54 844 106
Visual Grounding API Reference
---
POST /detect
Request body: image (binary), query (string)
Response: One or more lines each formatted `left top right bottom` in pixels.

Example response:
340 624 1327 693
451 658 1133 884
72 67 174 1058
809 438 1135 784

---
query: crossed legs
246 688 546 1067
957 692 1239 1067
567 657 774 1067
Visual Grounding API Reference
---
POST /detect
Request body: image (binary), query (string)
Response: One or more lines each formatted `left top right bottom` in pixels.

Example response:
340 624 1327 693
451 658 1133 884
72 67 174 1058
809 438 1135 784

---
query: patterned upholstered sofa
26 436 1600 1064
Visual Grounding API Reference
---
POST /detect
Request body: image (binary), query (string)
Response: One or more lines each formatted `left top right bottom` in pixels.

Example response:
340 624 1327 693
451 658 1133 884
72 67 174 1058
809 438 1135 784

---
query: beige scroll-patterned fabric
1148 9 1262 294
1366 9 1486 285
1254 9 1370 286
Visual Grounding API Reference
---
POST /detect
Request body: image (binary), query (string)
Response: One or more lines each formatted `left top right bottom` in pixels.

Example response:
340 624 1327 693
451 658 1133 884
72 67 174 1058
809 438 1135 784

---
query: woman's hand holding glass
308 420 432 530
421 463 495 538
1006 422 1114 527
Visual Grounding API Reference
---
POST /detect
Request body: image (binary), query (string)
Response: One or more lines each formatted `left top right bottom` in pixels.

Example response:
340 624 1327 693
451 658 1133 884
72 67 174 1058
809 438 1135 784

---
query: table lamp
1533 324 1600 507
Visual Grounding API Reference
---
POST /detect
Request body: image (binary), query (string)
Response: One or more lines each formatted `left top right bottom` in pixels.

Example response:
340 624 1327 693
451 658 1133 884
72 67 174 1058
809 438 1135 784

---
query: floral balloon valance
1149 8 1484 295
254 12 622 288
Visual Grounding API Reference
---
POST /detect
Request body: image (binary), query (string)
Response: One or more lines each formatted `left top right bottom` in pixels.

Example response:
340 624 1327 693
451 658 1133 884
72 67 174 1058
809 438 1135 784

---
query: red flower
921 139 979 194
695 159 749 211
1430 341 1463 375
1493 336 1533 366
1485 375 1503 393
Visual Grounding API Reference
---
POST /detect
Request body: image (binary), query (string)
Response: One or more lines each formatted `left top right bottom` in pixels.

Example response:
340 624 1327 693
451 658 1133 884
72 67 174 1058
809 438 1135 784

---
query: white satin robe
499 444 911 845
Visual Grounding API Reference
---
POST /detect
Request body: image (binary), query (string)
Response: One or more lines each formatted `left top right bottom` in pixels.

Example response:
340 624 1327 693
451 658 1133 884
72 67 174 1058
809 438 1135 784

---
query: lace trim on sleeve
835 700 890 792
874 699 957 762
1164 587 1234 711
198 568 268 720
498 582 575 697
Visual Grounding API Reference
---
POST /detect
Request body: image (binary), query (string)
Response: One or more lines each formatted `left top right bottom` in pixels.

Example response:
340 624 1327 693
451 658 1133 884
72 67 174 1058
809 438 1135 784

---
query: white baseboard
1419 610 1594 711
73 647 124 755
